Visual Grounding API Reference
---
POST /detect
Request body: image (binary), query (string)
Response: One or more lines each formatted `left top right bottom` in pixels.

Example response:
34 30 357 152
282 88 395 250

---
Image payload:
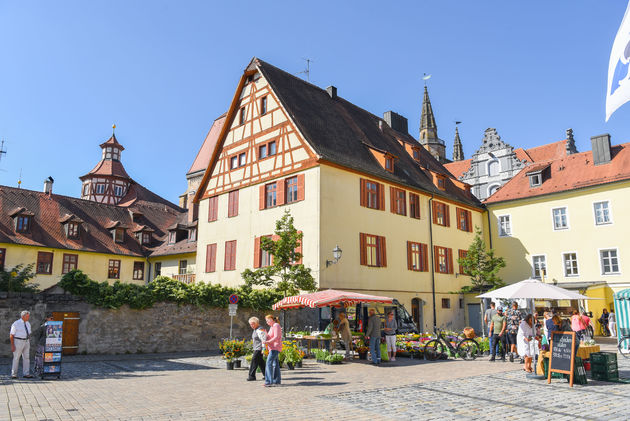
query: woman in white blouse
517 314 536 373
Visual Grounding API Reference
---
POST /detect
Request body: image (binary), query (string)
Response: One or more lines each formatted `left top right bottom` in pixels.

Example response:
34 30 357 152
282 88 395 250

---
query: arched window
488 184 500 197
487 159 500 176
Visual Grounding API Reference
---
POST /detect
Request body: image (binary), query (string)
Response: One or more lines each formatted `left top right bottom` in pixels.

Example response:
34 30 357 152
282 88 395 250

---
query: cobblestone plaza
2 342 629 421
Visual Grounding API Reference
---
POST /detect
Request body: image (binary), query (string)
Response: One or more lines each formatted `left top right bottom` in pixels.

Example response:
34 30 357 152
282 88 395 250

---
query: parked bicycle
424 328 480 361
619 328 630 358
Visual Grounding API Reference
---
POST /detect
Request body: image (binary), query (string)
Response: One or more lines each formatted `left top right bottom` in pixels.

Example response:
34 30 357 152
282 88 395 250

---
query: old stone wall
0 292 318 357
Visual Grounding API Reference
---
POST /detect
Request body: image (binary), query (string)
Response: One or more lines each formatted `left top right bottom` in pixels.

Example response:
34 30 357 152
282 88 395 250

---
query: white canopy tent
477 278 591 300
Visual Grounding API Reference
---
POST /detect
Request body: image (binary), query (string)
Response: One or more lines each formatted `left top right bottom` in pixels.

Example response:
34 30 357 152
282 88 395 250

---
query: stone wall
0 291 318 357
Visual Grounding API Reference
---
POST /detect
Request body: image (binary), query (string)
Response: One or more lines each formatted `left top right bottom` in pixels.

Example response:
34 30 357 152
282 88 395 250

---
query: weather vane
112 123 116 134
422 73 432 86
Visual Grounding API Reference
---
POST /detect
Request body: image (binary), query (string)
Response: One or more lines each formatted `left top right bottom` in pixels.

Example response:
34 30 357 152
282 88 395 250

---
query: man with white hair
247 316 267 381
10 310 33 379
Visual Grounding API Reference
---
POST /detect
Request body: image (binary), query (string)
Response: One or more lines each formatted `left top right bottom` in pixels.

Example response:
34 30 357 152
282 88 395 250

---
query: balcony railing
173 274 196 284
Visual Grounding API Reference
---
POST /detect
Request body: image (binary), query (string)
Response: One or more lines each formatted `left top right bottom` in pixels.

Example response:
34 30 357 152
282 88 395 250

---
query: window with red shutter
206 243 217 272
433 201 450 227
407 241 428 271
390 187 406 216
458 249 468 275
434 245 453 274
208 196 218 222
228 190 239 217
361 233 386 267
456 207 472 232
296 174 305 202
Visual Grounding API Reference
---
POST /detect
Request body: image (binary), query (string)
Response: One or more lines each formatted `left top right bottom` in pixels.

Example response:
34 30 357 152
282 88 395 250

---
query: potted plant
355 339 369 360
219 338 246 370
326 353 344 365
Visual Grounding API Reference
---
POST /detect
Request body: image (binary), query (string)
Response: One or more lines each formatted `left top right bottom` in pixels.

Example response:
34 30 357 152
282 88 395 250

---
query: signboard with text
547 331 576 387
43 321 63 378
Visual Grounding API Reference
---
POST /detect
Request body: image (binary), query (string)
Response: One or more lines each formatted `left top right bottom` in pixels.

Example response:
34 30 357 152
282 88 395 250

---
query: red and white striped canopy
272 289 393 310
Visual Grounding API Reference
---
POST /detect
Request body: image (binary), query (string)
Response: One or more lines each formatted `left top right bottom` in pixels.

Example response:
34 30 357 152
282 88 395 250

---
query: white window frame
487 184 500 197
561 251 579 277
599 247 621 276
487 158 500 177
529 172 542 187
593 200 613 226
497 214 512 237
551 207 569 231
531 254 547 279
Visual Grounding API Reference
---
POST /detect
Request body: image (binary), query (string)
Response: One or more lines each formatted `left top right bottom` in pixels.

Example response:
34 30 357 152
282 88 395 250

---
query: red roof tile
485 143 630 204
444 158 472 179
523 139 568 162
99 134 125 150
188 114 226 176
80 159 131 180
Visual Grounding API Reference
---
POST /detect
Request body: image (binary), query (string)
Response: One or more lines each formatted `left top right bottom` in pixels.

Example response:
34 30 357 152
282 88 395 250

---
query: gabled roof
195 58 482 209
188 114 227 176
484 142 630 204
0 185 184 257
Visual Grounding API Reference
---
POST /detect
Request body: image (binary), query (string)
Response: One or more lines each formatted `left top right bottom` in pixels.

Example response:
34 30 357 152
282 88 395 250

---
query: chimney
565 128 578 155
43 176 54 195
383 111 408 134
591 134 612 165
326 86 337 99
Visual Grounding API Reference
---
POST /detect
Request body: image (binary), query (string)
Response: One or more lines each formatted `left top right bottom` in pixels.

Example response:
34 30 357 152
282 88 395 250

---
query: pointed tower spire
452 126 464 161
420 86 438 142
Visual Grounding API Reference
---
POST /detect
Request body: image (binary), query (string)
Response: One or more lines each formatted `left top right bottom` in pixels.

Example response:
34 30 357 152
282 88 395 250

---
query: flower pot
296 360 303 368
358 352 368 360
287 362 295 370
234 360 241 368
226 361 235 370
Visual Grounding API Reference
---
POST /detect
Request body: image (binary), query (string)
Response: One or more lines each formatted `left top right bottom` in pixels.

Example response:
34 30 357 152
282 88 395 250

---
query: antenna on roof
296 58 313 82
422 73 432 86
0 139 6 166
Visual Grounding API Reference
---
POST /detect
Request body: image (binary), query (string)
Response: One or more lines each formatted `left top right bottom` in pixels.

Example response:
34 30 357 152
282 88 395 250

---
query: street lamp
326 245 342 267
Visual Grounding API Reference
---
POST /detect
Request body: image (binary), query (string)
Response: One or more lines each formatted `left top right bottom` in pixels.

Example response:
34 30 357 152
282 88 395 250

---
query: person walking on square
505 302 523 362
484 302 497 338
247 317 266 381
599 309 610 336
517 314 536 373
10 310 33 379
608 309 617 338
489 307 506 361
263 315 282 386
365 308 382 365
384 311 398 361
337 313 353 360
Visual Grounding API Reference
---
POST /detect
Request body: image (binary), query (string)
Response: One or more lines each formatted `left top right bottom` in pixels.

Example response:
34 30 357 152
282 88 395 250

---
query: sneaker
391 357 396 361
509 353 514 362
489 357 495 362
23 375 33 379
247 378 256 381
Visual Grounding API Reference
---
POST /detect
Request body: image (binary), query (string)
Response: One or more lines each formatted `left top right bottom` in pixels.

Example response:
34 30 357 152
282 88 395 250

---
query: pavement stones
0 345 629 420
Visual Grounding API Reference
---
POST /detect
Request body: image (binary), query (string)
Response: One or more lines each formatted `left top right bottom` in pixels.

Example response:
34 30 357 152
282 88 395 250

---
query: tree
241 210 316 297
0 264 39 293
457 227 506 293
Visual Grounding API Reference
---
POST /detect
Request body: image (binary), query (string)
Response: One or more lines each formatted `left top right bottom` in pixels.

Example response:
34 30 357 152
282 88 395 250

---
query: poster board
547 331 576 387
42 321 63 379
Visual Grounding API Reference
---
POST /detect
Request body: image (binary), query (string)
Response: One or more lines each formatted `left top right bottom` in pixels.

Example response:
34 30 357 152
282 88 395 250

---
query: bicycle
424 328 480 361
618 328 630 358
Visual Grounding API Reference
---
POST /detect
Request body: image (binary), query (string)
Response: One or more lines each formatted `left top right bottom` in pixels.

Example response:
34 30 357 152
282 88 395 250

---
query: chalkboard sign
547 331 576 387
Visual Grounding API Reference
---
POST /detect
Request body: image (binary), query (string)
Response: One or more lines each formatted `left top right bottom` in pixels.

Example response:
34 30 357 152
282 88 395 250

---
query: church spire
452 126 464 161
419 86 438 142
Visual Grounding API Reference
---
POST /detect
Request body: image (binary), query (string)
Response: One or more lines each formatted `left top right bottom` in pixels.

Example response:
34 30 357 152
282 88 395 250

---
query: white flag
606 1 630 121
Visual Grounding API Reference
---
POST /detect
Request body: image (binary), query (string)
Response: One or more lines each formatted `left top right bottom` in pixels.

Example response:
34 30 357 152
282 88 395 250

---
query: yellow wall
488 180 630 315
149 252 196 280
2 243 148 289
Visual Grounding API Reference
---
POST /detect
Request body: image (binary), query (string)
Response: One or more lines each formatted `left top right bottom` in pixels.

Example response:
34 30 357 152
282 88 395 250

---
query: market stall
614 288 630 354
273 289 393 357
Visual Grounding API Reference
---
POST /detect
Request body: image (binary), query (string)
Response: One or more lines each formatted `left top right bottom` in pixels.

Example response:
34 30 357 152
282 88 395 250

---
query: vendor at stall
337 313 352 360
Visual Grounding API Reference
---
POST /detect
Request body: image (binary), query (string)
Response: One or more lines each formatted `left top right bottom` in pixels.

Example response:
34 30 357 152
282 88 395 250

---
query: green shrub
0 264 39 293
59 270 284 310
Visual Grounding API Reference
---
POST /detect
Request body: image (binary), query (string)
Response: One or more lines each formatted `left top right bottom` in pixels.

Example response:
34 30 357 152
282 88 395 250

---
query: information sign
228 304 238 316
43 321 63 379
548 331 576 387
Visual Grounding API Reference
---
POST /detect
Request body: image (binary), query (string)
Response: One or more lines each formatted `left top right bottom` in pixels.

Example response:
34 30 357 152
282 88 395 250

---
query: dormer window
434 174 446 191
188 228 197 242
412 148 421 161
66 222 79 239
529 172 542 187
169 231 177 244
114 228 124 243
16 215 31 233
385 156 394 172
135 231 151 245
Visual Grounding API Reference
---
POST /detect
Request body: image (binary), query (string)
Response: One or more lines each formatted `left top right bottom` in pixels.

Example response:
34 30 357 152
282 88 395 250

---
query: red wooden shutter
456 208 461 229
228 191 239 217
208 196 218 222
206 243 216 272
445 204 451 227
379 236 387 267
360 179 367 207
378 183 385 210
295 230 303 264
253 237 261 268
406 241 412 270
276 180 286 206
432 201 438 224
467 211 473 232
447 248 454 274
390 187 396 213
259 185 266 210
434 246 440 272
224 241 231 270
359 233 367 265
458 249 466 274
297 174 305 201
421 243 428 272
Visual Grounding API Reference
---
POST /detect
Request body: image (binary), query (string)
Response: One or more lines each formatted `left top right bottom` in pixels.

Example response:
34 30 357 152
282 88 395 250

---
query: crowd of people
484 301 618 372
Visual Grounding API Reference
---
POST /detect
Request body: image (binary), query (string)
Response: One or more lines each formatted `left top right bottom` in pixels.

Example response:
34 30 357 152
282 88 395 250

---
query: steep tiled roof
79 159 131 180
254 59 481 208
444 158 472 179
524 139 569 162
484 142 630 204
188 114 227 176
0 185 185 257
99 134 125 150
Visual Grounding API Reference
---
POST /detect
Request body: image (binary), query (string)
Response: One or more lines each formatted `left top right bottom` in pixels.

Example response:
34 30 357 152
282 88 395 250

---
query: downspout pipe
428 195 437 332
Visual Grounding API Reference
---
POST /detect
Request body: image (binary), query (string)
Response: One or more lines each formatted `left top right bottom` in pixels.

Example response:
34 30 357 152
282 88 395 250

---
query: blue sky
1 1 629 203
